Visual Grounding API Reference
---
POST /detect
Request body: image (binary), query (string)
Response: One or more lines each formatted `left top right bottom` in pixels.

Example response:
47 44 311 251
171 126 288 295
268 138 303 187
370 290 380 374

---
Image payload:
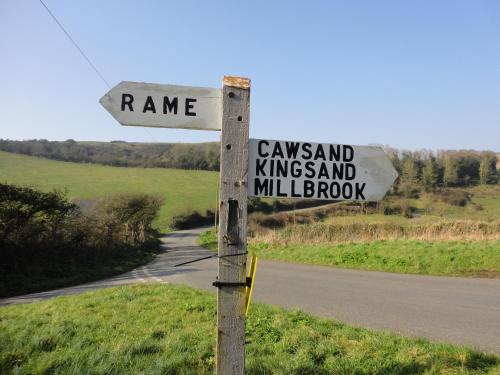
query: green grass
0 151 219 229
251 240 500 277
199 229 500 277
198 229 218 251
1 284 498 374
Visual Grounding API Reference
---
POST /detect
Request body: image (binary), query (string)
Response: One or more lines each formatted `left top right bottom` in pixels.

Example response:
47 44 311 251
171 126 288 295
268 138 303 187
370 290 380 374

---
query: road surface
1 227 499 354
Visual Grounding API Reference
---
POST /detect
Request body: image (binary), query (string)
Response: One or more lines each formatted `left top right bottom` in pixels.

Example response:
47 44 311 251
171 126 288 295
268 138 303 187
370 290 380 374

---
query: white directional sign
248 138 398 201
100 81 222 130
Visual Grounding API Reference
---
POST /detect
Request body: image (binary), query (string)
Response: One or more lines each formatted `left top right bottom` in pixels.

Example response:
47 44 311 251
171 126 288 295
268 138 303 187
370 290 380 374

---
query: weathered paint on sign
100 81 222 130
248 138 398 202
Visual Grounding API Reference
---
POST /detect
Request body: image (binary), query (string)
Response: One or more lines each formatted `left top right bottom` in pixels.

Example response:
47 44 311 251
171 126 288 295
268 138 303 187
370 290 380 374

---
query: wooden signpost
101 77 251 375
100 76 398 375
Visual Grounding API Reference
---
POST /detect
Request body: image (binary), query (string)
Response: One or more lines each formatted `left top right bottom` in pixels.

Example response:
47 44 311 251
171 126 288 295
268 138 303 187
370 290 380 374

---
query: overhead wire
38 0 159 142
38 0 111 89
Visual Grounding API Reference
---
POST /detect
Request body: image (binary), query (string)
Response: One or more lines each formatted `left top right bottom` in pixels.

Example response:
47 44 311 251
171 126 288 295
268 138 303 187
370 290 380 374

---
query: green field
1 284 498 374
0 151 219 229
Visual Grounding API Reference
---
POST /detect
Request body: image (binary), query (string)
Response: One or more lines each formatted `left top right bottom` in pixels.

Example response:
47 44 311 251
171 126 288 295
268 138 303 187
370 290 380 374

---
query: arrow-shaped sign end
99 88 119 124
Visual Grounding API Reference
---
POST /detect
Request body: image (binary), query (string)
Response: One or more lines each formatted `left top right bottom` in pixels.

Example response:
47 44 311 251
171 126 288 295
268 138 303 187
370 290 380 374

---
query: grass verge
199 229 500 277
1 284 498 374
251 240 500 277
198 229 218 251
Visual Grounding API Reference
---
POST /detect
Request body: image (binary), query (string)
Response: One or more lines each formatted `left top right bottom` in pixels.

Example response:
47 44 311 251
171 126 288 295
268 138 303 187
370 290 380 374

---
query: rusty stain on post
223 76 251 89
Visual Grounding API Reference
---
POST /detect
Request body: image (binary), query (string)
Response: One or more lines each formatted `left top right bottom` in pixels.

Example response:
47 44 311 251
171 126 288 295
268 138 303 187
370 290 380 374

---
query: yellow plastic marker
245 255 258 317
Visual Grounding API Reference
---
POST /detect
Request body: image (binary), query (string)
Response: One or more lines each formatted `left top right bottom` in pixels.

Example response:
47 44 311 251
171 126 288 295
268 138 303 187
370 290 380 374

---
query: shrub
377 199 416 218
432 189 471 207
248 197 273 214
0 184 78 262
93 193 163 245
0 184 163 296
172 210 215 229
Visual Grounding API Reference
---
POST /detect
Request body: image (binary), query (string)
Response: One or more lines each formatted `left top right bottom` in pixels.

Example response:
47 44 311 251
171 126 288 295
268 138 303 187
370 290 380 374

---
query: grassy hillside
1 284 498 374
0 151 219 229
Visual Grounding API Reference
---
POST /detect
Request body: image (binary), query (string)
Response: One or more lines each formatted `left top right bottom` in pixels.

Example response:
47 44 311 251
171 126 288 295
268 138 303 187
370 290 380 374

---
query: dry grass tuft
252 220 500 245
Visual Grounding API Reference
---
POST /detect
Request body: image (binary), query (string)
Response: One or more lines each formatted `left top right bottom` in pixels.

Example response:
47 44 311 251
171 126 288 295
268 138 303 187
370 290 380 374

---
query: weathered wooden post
215 76 250 375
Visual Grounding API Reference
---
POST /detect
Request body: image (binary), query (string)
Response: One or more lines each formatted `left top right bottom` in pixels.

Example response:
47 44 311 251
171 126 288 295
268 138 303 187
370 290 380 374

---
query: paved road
2 227 500 354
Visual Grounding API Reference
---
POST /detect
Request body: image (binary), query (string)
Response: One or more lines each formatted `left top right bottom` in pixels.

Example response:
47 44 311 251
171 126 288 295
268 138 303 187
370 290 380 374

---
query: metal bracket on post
213 277 252 288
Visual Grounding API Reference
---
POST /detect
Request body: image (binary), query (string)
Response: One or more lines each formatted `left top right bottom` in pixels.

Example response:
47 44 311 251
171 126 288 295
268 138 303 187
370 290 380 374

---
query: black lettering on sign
302 143 312 159
185 98 197 116
272 142 284 158
317 181 329 199
343 145 354 162
318 163 329 179
276 180 287 197
291 161 302 178
121 94 134 111
355 183 366 200
304 180 314 198
254 178 269 196
258 140 269 157
276 160 288 177
329 145 341 161
314 144 326 160
330 182 341 198
143 96 156 113
291 180 301 197
345 163 356 180
331 163 343 180
304 161 315 178
163 97 178 114
256 159 267 176
285 142 300 158
342 183 353 199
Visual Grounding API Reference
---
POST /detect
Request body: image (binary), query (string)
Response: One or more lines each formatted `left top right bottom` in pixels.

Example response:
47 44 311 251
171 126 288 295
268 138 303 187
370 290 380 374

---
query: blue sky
1 0 499 151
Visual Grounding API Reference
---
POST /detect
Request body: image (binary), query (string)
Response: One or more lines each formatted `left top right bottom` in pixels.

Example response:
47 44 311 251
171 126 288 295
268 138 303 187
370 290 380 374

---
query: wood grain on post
216 76 250 375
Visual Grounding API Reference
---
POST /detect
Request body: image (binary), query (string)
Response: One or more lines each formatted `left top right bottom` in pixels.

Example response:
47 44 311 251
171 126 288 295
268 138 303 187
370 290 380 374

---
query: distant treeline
0 140 498 192
0 139 220 170
385 148 498 197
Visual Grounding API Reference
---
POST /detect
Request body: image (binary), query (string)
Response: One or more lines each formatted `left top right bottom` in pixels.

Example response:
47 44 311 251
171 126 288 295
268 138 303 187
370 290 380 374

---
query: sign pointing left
100 81 222 131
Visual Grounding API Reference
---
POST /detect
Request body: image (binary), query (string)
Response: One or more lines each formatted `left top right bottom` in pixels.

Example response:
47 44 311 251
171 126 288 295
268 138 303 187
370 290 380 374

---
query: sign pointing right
248 138 398 201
